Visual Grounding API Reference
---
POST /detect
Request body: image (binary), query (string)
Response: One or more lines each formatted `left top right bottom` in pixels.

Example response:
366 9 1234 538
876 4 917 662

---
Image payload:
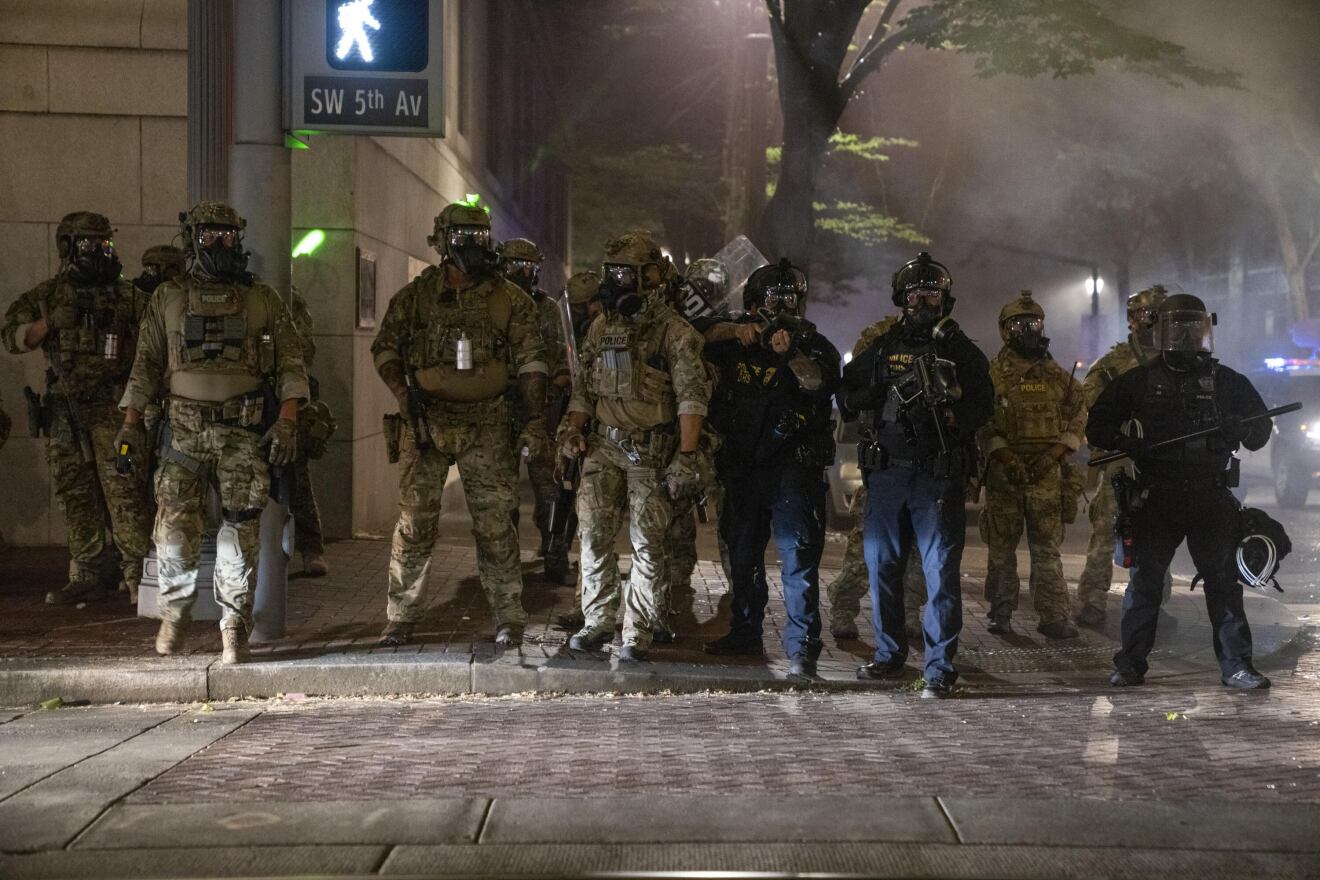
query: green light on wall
292 229 326 258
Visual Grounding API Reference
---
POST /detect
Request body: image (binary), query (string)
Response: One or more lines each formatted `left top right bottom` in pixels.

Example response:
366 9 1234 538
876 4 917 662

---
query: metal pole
230 0 291 641
188 0 233 204
1090 266 1100 318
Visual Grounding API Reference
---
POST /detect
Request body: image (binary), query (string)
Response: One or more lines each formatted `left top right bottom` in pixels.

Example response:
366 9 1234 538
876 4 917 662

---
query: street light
1085 270 1105 317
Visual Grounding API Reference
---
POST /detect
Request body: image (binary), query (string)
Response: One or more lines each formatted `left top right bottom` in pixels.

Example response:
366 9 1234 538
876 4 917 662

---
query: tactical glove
112 422 148 476
991 448 1030 485
261 417 297 467
1220 414 1250 445
665 450 704 501
557 423 587 461
518 417 552 461
46 302 79 331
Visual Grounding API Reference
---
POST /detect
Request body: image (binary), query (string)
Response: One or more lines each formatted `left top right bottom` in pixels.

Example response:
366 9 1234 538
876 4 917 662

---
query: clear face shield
1159 310 1214 354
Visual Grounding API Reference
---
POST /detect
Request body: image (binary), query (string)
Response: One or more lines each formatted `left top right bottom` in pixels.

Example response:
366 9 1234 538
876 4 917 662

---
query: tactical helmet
427 203 491 248
141 244 186 275
179 202 249 282
497 237 543 264
1157 293 1215 356
891 251 953 309
1127 284 1168 316
602 231 667 288
743 258 807 314
566 271 601 306
427 203 494 275
1126 283 1168 347
56 211 114 259
998 289 1046 342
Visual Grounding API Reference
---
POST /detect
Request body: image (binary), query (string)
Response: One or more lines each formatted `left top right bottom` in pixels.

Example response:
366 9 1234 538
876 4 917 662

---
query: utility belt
594 421 676 466
165 391 266 430
858 439 969 480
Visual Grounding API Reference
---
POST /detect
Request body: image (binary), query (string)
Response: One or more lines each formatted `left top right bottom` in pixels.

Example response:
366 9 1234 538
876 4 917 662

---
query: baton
1088 401 1303 467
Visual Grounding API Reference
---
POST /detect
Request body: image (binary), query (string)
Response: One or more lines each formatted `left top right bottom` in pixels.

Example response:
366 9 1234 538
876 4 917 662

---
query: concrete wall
0 0 188 547
0 0 568 545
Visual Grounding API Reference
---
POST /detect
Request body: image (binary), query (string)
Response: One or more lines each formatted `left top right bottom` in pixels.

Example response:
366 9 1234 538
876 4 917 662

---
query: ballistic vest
1133 360 1227 470
989 352 1072 448
408 271 512 403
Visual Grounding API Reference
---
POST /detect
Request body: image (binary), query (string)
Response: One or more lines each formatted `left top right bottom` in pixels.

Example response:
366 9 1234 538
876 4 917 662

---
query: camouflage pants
1077 463 1170 614
662 495 698 617
291 455 324 557
153 419 268 626
577 435 672 649
826 485 925 630
388 418 526 628
49 401 153 589
980 456 1070 625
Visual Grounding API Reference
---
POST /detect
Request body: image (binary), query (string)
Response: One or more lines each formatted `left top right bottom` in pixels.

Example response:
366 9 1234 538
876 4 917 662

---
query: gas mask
445 226 496 277
759 282 803 318
1005 315 1049 358
191 226 251 282
600 264 646 318
901 287 945 337
68 236 122 285
134 265 164 295
1129 306 1159 351
503 257 539 295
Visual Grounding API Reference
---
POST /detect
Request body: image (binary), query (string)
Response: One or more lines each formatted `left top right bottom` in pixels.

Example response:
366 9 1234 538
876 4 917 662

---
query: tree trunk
762 118 834 265
1259 175 1312 323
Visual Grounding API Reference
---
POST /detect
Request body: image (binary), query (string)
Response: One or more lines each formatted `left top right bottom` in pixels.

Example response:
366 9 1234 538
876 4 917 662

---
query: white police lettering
335 0 380 63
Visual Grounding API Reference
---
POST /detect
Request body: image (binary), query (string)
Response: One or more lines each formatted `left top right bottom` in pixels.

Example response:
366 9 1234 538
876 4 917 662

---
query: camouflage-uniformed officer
117 202 308 663
825 315 926 642
374 204 548 647
289 286 336 577
979 291 1085 639
555 271 605 633
133 245 186 297
1076 285 1172 627
498 237 570 582
3 212 154 604
560 232 711 661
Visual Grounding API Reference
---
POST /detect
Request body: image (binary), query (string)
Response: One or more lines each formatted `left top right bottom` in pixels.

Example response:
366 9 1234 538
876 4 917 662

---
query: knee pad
215 523 242 563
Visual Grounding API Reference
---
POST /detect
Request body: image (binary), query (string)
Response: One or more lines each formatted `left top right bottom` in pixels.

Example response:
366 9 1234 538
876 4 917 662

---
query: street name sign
285 0 444 137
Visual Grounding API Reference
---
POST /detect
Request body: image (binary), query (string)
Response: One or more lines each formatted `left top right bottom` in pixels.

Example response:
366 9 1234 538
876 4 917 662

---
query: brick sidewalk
0 521 1304 693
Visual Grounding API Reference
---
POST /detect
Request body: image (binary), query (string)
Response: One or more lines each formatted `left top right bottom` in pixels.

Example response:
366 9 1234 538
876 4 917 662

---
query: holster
22 386 49 438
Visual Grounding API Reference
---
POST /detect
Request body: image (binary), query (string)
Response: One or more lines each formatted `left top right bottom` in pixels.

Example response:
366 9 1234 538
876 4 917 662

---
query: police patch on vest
1019 382 1047 393
601 330 632 349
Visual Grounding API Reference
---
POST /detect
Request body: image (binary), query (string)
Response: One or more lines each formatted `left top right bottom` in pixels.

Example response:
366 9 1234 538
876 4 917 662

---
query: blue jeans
863 465 965 681
719 463 826 659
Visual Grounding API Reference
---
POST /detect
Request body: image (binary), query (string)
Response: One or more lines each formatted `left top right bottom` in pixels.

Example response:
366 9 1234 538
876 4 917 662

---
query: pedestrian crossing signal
326 0 428 72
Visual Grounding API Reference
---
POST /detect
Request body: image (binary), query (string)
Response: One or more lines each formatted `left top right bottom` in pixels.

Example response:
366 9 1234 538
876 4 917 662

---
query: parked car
1253 359 1320 508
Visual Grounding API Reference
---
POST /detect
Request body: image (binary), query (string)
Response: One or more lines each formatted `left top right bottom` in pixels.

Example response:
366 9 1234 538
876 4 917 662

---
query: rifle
546 450 581 561
22 385 49 437
1088 402 1302 467
400 342 433 452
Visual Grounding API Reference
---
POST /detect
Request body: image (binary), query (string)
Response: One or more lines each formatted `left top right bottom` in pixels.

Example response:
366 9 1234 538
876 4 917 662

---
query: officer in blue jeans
840 253 993 697
701 259 841 679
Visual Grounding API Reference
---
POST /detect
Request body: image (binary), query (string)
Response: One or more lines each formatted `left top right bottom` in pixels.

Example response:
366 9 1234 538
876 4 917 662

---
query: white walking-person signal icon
336 0 381 63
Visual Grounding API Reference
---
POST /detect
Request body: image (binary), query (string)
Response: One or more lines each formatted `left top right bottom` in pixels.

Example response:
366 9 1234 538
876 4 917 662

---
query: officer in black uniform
702 259 841 679
840 252 993 698
1087 293 1272 689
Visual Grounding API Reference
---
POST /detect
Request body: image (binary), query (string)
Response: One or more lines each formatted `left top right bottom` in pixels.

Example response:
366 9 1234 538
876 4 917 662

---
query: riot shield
711 235 769 314
556 289 582 385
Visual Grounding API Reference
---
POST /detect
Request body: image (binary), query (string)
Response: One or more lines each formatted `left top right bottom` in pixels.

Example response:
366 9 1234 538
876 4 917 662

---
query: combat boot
568 624 614 652
1108 667 1145 687
1222 668 1270 690
1037 620 1080 640
829 620 860 641
494 624 523 647
651 623 676 644
543 553 570 585
1076 606 1106 628
617 642 648 663
220 619 249 665
556 609 586 630
155 619 186 655
703 630 764 656
986 614 1013 635
379 621 415 647
787 656 818 681
303 552 329 577
857 659 907 680
920 675 956 699
45 580 100 605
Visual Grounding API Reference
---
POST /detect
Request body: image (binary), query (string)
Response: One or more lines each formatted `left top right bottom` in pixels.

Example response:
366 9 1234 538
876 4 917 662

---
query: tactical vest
991 357 1067 446
163 281 273 402
44 278 138 397
1134 362 1226 468
411 280 511 402
869 329 934 454
589 319 677 428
